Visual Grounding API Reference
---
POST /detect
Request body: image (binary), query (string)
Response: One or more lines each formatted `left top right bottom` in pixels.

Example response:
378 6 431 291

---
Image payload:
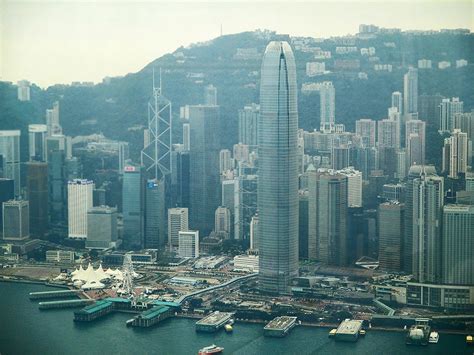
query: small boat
198 344 224 355
224 324 233 333
428 331 439 344
359 329 366 336
328 329 337 337
126 319 134 327
467 335 473 345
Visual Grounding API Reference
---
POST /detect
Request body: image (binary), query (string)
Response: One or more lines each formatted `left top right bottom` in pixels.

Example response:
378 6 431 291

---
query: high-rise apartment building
406 120 426 168
204 84 217 106
0 179 14 230
439 97 463 132
17 80 31 101
378 119 400 149
403 67 418 116
67 179 94 239
214 206 231 236
391 91 403 114
219 149 233 173
238 103 259 149
46 101 62 136
442 129 468 178
258 41 299 293
319 81 335 131
356 119 376 148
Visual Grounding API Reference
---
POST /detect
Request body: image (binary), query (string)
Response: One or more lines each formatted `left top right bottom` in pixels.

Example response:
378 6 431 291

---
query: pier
74 300 114 321
335 319 363 342
29 290 80 300
130 306 173 327
196 311 234 332
39 299 94 310
264 316 297 337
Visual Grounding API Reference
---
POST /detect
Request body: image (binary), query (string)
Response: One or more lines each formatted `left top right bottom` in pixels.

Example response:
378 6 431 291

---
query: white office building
67 179 94 239
168 207 188 249
178 230 199 258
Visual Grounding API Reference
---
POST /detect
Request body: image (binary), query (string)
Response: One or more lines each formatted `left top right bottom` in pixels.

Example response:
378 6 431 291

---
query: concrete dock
335 319 364 342
195 311 234 332
264 316 297 337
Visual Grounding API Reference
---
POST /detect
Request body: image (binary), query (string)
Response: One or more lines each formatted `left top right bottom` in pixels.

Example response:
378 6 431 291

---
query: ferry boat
198 344 224 355
359 329 366 336
224 324 233 333
428 331 439 344
406 319 430 346
466 335 473 345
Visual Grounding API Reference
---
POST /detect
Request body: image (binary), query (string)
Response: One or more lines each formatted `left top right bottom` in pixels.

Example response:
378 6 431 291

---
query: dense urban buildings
258 41 299 293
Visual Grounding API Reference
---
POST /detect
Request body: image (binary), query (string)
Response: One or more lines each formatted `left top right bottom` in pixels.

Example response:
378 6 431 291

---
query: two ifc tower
143 42 299 294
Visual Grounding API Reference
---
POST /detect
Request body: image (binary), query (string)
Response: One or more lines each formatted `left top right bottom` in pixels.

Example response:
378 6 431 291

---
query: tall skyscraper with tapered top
258 41 299 293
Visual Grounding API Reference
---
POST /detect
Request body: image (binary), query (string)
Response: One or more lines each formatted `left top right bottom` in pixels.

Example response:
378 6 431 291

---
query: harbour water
0 282 471 355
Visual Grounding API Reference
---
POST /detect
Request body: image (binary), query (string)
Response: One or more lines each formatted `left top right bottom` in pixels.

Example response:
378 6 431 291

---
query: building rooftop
196 311 233 326
76 300 112 314
138 306 170 320
264 316 297 330
336 319 363 335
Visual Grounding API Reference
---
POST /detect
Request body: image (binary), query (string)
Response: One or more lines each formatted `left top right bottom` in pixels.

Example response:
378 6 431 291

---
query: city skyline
1 1 473 87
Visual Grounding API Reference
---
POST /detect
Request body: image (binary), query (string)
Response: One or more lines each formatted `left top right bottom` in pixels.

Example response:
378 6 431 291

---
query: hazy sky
1 0 472 87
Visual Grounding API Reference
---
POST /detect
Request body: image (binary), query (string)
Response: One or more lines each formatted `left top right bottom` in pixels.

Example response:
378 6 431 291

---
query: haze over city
1 0 473 86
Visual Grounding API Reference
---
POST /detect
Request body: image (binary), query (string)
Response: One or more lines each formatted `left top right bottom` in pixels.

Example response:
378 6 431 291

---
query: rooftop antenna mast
141 67 172 180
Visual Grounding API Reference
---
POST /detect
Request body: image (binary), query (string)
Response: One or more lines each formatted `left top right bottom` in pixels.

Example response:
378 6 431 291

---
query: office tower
26 162 48 237
351 146 378 180
403 67 418 116
378 201 404 271
219 149 233 173
188 105 220 236
442 205 474 285
411 168 444 283
339 167 362 207
238 103 259 149
406 120 426 167
391 91 403 114
178 230 199 258
122 166 144 249
364 170 388 209
378 146 398 179
221 178 237 238
396 150 407 180
214 206 231 236
332 145 350 170
175 150 190 208
48 150 66 225
466 173 474 192
258 41 299 293
378 119 399 149
299 190 309 259
0 130 21 197
2 200 29 240
347 207 366 263
419 93 444 126
249 214 259 250
45 134 72 160
204 84 217 105
442 129 468 178
308 170 348 265
319 81 335 131
183 123 190 151
233 143 250 164
17 80 31 101
382 183 405 202
28 124 48 161
236 174 258 241
0 179 14 230
356 119 376 148
403 166 437 273
46 101 62 136
144 179 166 249
67 179 94 239
168 207 188 249
439 97 464 132
86 206 118 249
